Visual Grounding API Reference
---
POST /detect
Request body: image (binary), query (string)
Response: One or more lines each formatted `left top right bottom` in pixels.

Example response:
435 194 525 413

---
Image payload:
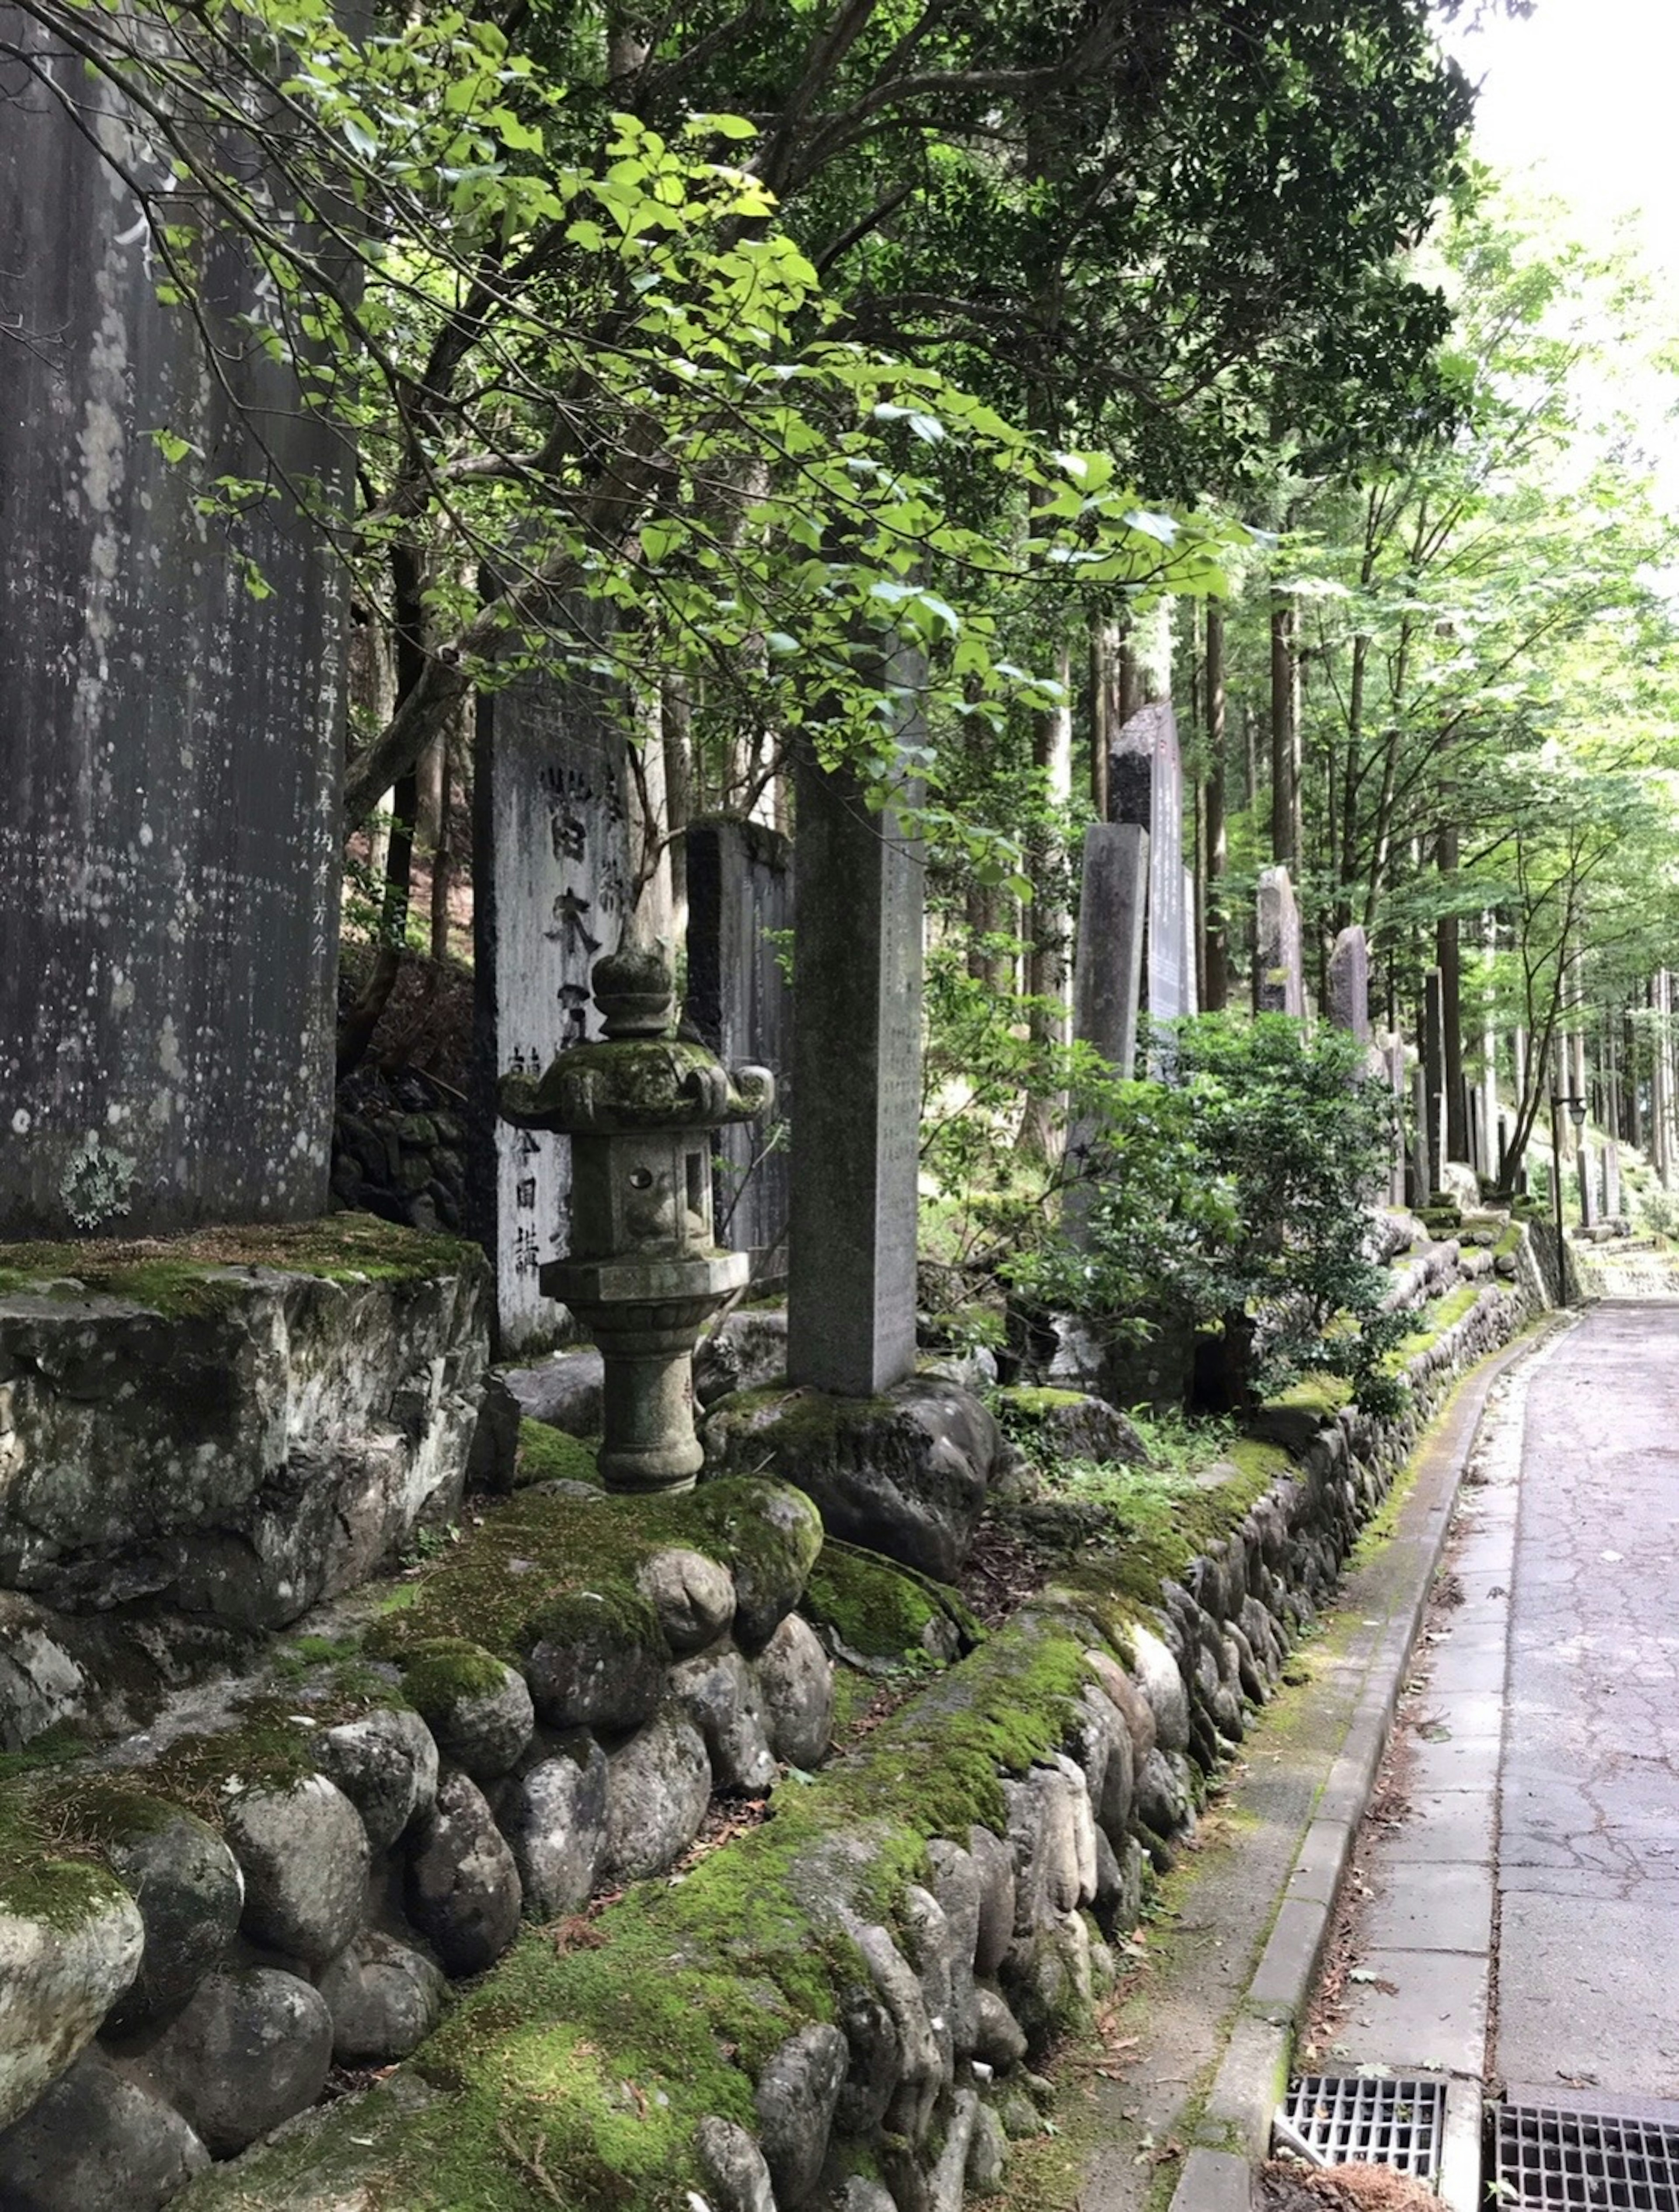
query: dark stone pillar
0 15 347 1238
684 817 793 1284
786 744 923 1398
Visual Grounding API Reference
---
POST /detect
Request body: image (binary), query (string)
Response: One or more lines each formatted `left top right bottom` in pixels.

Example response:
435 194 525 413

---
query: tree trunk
662 675 693 941
1018 638 1073 1159
1088 616 1114 820
1203 602 1227 1010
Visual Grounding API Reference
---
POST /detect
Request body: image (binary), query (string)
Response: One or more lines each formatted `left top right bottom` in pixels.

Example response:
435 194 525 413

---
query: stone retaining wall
0 1220 1545 2212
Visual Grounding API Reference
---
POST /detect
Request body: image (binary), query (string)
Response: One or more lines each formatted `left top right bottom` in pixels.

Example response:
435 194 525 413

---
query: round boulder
224 1774 370 1967
669 1649 777 1793
602 1710 712 1882
1128 1625 1190 1755
0 2049 208 2212
524 1593 667 1734
143 1967 333 2158
317 1929 446 2063
400 1641 534 1783
754 2022 848 2209
753 1613 833 1770
405 1770 522 1975
0 1876 143 2130
498 1741 609 1920
634 1548 736 1653
103 1808 244 2035
316 1705 439 1852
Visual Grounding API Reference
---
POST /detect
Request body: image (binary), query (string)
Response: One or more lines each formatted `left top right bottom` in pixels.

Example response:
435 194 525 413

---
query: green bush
1011 1014 1409 1414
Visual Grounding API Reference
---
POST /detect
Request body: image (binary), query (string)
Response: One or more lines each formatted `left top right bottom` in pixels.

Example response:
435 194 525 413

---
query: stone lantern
500 943 773 1494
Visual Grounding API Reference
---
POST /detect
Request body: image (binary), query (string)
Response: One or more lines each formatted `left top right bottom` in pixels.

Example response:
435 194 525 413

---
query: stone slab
1405 1731 1502 1796
786 723 923 1398
1379 1790 1496 1864
0 17 347 1238
1332 1947 1488 2076
1361 1863 1494 1955
1169 2148 1252 2212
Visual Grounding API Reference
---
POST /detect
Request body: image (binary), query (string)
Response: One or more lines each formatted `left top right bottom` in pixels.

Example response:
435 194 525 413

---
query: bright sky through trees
1443 0 1679 273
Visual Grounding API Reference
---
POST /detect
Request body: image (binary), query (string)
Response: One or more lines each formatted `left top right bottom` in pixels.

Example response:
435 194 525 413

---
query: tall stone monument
1384 1036 1408 1206
1070 825 1149 1085
685 817 794 1281
787 733 924 1397
1423 969 1446 1193
1327 927 1371 1043
1109 703 1188 1023
1180 865 1201 1018
0 14 347 1238
473 644 630 1354
1255 867 1306 1016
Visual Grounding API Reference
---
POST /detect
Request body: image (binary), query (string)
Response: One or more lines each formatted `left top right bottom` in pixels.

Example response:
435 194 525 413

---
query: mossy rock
0 1215 484 1314
801 1541 981 1665
514 1421 601 1488
366 1476 821 1668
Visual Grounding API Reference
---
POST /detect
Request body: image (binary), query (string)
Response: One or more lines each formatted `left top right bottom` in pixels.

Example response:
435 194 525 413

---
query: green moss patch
514 1420 602 1488
802 1541 980 1662
0 1214 483 1312
366 1476 820 1668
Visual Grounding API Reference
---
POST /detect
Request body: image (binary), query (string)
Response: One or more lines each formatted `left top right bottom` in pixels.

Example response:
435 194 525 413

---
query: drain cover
1281 2075 1448 2184
1494 2095 1679 2212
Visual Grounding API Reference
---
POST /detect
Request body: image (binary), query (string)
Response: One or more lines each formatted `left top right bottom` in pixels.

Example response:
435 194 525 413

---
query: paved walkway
1326 1304 1679 2098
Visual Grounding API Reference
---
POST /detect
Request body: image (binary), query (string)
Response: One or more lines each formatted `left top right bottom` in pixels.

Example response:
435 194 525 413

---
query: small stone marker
1327 927 1371 1043
1109 703 1188 1023
684 817 794 1282
1254 866 1305 1016
786 730 924 1398
474 644 630 1354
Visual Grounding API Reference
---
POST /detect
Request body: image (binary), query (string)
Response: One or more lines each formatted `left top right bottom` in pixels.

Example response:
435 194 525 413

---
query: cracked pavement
1321 1304 1679 2098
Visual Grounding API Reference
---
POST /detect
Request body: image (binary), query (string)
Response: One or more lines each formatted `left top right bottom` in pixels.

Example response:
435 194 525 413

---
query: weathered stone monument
1411 1064 1433 1206
1423 969 1447 1192
1109 703 1188 1024
1070 824 1149 1087
0 12 347 1238
1385 1035 1408 1206
684 817 794 1282
1255 866 1306 1016
787 736 924 1396
502 945 772 1491
473 646 631 1353
1328 927 1371 1043
1181 865 1201 1018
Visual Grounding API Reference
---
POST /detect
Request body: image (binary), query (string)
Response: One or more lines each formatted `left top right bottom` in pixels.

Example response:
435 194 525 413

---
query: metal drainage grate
1495 2098 1679 2212
1280 2075 1448 2185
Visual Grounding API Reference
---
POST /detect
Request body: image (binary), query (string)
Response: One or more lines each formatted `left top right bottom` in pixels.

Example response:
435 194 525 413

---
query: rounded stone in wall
405 1770 522 1975
634 1548 736 1652
669 1649 777 1794
141 1966 333 2158
224 1774 370 1967
602 1709 712 1882
0 2049 208 2212
753 1613 833 1770
498 1740 609 1920
400 1642 535 1783
0 1879 144 2133
316 1706 439 1853
101 1810 244 2036
317 1929 446 2063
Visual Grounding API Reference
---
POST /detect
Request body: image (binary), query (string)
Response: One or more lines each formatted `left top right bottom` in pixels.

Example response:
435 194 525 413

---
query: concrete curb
1167 1315 1571 2211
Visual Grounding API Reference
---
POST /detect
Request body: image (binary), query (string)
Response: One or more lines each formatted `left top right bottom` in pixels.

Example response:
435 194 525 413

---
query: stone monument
684 817 794 1282
1070 824 1149 1086
502 944 773 1492
1255 867 1305 1016
1109 702 1187 1023
787 732 924 1398
1328 927 1371 1043
473 640 631 1353
0 14 348 1238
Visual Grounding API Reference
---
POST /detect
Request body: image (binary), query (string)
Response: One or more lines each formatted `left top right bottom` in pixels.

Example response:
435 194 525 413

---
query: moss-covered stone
0 1214 483 1311
365 1476 821 1669
801 1542 979 1663
400 1638 514 1718
514 1420 602 1488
